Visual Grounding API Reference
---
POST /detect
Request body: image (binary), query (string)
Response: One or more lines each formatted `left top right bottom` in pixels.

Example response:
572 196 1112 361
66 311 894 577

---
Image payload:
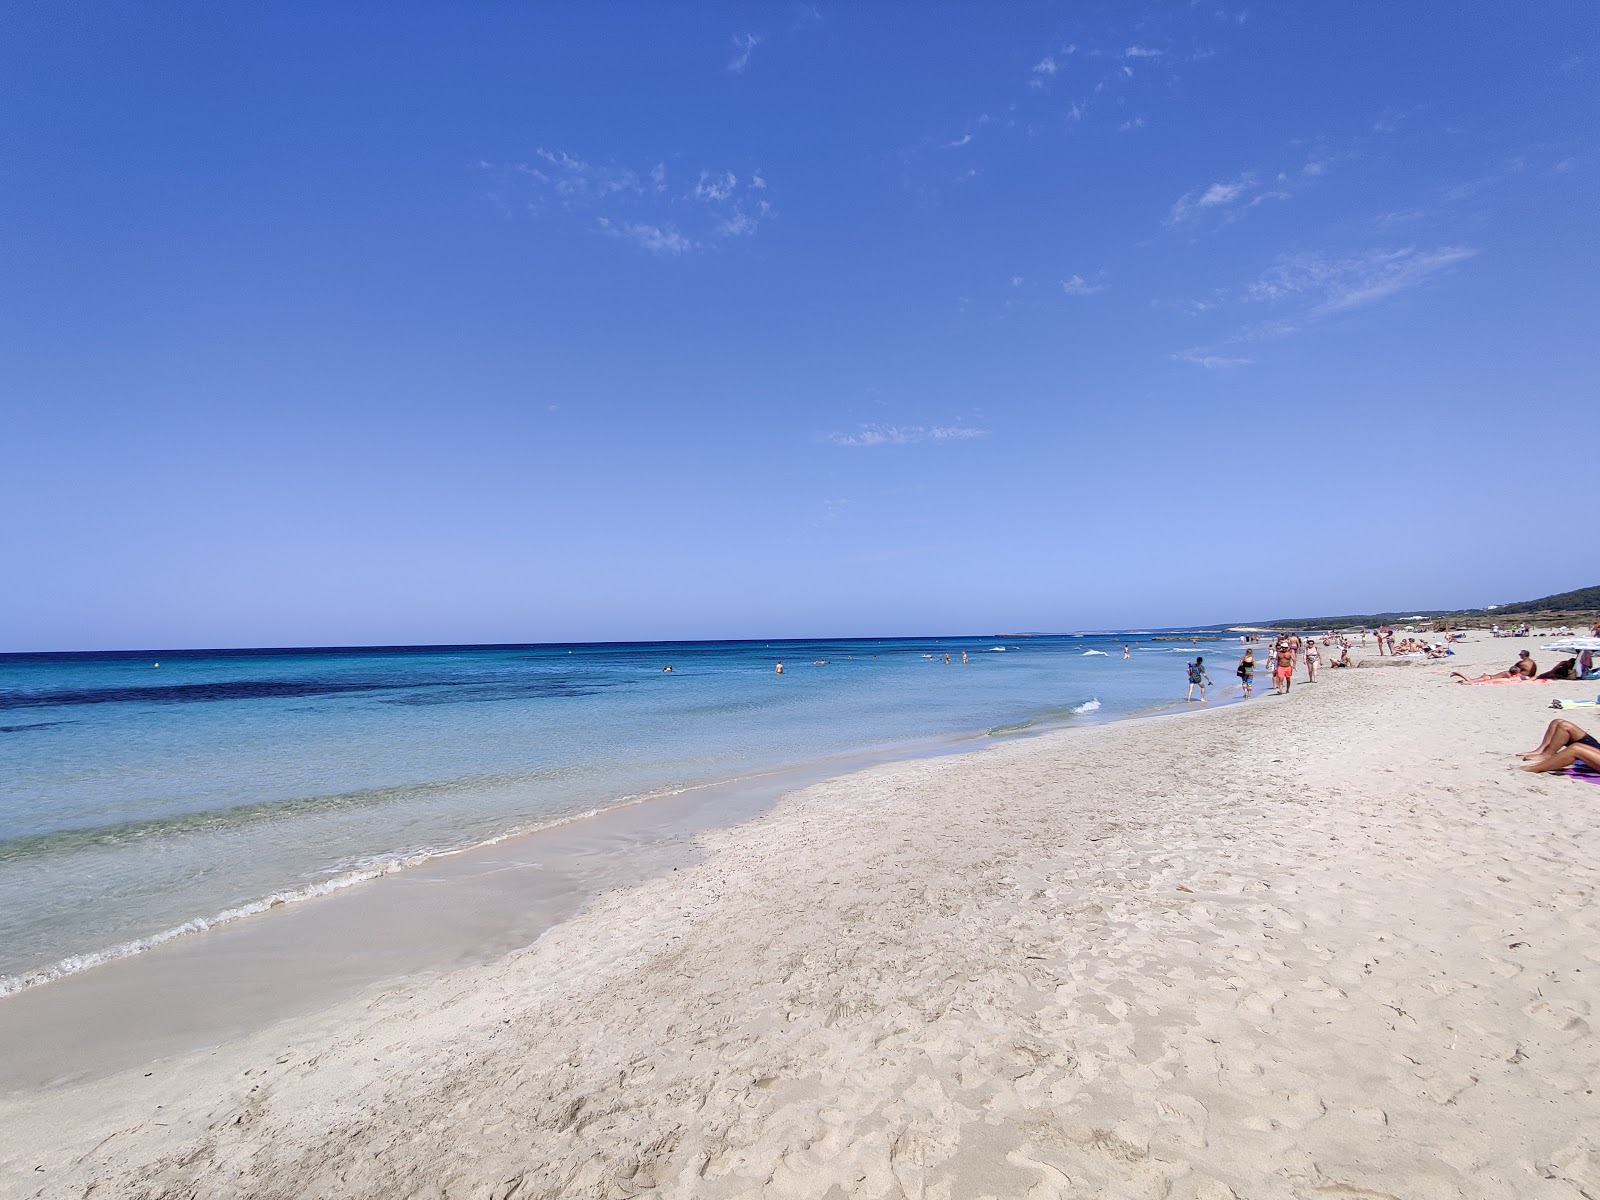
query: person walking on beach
1304 639 1320 682
1235 649 1255 698
1186 656 1213 702
1123 644 1130 660
1273 640 1295 694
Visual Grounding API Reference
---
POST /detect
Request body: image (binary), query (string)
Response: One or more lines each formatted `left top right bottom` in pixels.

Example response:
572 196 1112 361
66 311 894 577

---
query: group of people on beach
1196 631 1355 702
1451 647 1596 684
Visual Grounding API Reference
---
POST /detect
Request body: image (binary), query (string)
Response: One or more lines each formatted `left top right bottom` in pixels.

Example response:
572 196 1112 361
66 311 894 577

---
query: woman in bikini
1520 719 1600 773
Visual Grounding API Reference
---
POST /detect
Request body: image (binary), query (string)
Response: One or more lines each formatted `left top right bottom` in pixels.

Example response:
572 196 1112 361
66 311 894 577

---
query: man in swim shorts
1273 641 1295 694
1452 650 1537 684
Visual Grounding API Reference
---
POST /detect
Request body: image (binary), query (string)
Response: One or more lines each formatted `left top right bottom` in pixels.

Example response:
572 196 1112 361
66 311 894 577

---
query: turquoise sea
0 634 1242 992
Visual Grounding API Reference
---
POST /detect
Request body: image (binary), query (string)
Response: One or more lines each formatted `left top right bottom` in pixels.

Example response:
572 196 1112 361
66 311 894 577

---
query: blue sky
3 3 1596 650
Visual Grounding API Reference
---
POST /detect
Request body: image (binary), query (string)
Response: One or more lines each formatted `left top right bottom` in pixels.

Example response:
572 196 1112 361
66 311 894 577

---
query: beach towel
1563 766 1600 785
1550 699 1600 709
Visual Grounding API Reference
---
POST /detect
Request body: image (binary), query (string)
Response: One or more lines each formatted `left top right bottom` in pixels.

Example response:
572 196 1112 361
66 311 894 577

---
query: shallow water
0 634 1243 991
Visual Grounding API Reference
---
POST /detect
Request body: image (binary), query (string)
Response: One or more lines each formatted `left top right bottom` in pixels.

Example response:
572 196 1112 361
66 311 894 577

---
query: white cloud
717 212 759 238
527 148 644 202
1171 350 1252 369
1167 172 1256 224
1124 45 1164 58
482 151 772 252
1200 179 1249 206
1061 273 1108 295
1118 116 1146 132
945 132 974 149
694 170 738 202
728 32 763 73
596 219 693 256
1033 55 1059 76
1245 245 1478 315
826 424 987 447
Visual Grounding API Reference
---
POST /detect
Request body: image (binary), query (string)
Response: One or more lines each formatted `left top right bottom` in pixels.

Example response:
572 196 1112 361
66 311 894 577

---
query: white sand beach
2 635 1597 1199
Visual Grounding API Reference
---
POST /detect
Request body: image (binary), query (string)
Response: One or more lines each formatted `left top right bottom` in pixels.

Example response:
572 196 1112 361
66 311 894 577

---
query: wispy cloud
1244 245 1478 316
1061 272 1109 295
597 219 693 256
1171 243 1476 365
1170 350 1253 369
1028 45 1076 88
727 32 763 73
825 424 987 448
1167 172 1256 224
1123 45 1164 58
693 170 738 202
478 152 772 253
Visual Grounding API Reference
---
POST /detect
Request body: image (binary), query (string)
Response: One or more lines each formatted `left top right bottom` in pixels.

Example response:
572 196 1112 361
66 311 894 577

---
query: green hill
1236 583 1600 631
1495 584 1600 613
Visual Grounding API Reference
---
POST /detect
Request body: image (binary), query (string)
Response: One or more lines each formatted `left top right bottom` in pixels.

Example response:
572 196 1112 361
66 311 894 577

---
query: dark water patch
0 678 438 710
0 721 73 733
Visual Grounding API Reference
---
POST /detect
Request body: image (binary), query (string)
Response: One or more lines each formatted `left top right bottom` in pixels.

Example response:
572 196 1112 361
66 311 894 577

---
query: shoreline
1 638 1175 1005
0 689 1218 1092
9 635 1589 1196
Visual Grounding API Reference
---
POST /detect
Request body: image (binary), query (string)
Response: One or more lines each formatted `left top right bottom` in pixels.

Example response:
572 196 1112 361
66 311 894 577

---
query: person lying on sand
1537 658 1580 681
1520 717 1600 762
1452 650 1537 684
1521 730 1600 774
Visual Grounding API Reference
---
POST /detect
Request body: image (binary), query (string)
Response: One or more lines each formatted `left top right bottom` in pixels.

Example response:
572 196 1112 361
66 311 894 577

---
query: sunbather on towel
1522 735 1600 774
1452 650 1537 684
1537 658 1579 681
1520 718 1600 763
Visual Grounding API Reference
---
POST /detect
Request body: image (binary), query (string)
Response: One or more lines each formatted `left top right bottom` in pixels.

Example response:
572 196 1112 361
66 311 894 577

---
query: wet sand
0 734 989 1092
